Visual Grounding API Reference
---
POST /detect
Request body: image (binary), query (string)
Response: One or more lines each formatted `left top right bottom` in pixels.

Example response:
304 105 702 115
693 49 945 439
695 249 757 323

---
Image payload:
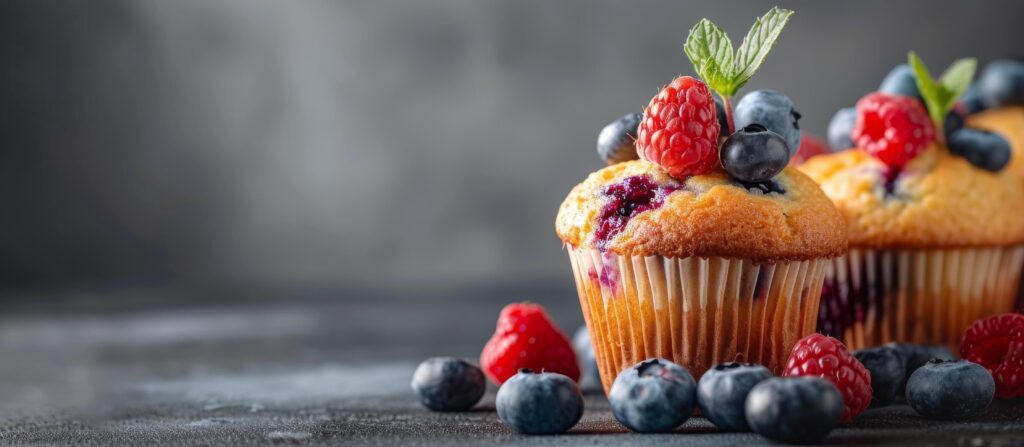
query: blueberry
959 82 987 115
496 369 584 434
572 326 602 394
608 358 696 433
720 124 790 183
905 359 994 420
879 63 921 99
714 97 730 137
944 109 965 139
411 357 487 412
734 90 802 156
947 128 1012 172
853 346 906 407
697 362 772 431
597 113 641 164
887 343 956 394
745 377 843 444
827 107 857 151
977 59 1024 108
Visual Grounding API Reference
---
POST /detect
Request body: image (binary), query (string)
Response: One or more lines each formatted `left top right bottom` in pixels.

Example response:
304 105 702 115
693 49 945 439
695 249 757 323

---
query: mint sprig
684 7 793 98
908 52 976 142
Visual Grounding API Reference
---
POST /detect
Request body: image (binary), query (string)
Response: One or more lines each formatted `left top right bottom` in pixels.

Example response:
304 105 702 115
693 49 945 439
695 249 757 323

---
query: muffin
802 54 1024 350
556 8 846 392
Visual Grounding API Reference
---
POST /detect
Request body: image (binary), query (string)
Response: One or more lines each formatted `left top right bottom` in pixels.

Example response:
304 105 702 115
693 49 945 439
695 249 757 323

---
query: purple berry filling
594 175 683 249
817 256 896 342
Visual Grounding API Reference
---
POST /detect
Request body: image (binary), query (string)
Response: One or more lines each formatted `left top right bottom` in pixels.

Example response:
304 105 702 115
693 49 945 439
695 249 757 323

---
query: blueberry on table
745 377 843 444
411 357 487 411
572 326 603 394
905 359 994 420
608 358 696 433
733 90 802 156
977 59 1024 108
697 362 772 431
947 128 1012 172
854 346 906 407
887 343 956 394
496 369 584 434
827 107 857 151
720 124 790 183
597 113 642 164
879 63 922 99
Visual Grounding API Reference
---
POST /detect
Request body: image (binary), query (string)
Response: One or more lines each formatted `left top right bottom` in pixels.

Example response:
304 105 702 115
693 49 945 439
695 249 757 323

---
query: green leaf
909 52 977 132
683 7 793 98
732 7 794 94
684 18 735 94
939 58 976 105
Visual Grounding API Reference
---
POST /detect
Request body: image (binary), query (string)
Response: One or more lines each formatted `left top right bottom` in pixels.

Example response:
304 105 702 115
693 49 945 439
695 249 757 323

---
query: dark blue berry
734 90 802 156
959 83 987 115
879 63 921 99
608 358 696 433
720 124 790 183
411 357 486 411
496 369 584 434
853 346 906 407
697 362 772 431
977 59 1024 108
572 326 602 394
887 343 956 394
827 107 857 151
905 359 994 420
714 97 730 136
745 377 843 444
944 109 965 139
597 113 641 164
947 128 1012 172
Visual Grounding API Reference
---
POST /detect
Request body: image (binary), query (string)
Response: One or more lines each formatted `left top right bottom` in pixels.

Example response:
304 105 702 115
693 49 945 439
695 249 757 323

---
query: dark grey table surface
1 283 1022 446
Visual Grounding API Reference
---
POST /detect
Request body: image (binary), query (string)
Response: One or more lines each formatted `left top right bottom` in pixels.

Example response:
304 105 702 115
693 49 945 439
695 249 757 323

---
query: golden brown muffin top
967 106 1024 181
799 146 1024 248
555 160 847 262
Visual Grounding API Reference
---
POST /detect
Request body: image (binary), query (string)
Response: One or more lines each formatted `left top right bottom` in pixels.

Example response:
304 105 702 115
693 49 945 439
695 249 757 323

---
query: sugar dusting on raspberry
594 175 683 249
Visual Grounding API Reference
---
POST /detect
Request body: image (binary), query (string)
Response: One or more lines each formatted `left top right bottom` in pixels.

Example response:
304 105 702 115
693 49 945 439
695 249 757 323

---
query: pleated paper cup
567 247 828 394
818 246 1024 351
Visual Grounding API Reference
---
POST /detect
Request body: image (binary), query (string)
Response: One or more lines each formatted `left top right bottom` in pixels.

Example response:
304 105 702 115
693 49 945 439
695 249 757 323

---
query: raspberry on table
480 303 580 385
783 333 872 422
960 313 1024 398
852 92 935 169
636 76 720 178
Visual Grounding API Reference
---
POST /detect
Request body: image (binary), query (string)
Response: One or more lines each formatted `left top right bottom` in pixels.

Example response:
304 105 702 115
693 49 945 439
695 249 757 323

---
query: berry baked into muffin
556 8 846 393
802 53 1024 350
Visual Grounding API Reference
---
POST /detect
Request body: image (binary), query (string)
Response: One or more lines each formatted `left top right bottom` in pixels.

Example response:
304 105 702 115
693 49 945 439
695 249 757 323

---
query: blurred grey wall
2 0 1023 290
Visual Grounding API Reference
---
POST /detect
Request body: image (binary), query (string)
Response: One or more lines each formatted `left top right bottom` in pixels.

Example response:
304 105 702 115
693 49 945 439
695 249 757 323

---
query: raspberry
480 303 580 385
960 313 1024 398
852 92 935 169
636 76 720 178
783 334 872 422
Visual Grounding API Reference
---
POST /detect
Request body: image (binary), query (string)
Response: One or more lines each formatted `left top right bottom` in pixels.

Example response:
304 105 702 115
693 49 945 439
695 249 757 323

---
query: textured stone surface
1 285 1022 445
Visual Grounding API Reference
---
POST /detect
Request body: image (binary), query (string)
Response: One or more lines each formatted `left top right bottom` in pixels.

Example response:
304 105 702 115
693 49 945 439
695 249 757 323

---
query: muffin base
567 247 827 394
818 246 1024 351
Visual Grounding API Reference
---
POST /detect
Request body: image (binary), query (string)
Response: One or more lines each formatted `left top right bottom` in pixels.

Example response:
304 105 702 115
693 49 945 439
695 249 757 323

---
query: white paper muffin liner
818 246 1024 351
567 247 827 393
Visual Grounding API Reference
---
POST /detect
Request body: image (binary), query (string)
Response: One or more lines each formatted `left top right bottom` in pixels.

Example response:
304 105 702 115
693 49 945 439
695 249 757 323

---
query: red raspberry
783 333 872 423
636 76 720 178
480 302 580 385
960 313 1024 398
852 92 935 169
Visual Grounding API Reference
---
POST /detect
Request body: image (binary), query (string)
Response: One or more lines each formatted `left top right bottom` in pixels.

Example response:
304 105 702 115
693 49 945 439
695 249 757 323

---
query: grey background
3 0 1024 292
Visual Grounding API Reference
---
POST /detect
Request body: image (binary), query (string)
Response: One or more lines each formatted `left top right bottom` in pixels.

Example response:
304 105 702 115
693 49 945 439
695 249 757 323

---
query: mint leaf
683 8 793 98
939 58 976 104
684 19 734 93
732 7 794 94
909 52 976 132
